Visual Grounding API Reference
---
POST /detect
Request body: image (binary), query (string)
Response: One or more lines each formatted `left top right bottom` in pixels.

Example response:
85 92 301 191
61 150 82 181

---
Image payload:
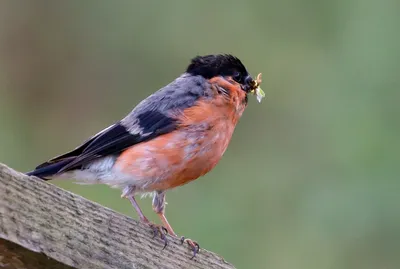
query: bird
27 54 263 258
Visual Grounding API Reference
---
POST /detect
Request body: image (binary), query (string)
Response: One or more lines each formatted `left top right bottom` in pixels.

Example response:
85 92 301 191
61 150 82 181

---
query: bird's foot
145 222 169 249
180 236 200 259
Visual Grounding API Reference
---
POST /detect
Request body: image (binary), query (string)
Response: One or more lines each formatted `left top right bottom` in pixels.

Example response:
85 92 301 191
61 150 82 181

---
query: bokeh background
0 1 399 268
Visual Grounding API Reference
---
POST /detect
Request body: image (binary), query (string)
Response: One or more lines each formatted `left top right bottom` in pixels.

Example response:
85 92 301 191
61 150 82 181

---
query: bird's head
186 54 263 99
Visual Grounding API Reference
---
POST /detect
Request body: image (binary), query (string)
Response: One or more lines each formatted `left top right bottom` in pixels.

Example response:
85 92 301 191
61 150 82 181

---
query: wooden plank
0 163 235 269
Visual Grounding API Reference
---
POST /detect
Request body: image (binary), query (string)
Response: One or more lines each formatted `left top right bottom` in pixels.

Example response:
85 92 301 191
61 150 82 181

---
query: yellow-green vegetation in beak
250 73 265 103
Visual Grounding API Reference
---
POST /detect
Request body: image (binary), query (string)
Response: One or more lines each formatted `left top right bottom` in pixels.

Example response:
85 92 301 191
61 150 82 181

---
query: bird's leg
153 191 200 259
126 195 149 223
180 237 200 260
152 191 176 236
122 186 149 222
122 186 168 248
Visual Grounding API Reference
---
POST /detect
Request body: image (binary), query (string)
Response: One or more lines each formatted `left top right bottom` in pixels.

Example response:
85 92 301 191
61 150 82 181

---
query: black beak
243 75 254 93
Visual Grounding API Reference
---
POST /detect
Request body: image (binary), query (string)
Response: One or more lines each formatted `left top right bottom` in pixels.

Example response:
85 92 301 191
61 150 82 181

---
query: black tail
26 122 132 179
26 158 74 179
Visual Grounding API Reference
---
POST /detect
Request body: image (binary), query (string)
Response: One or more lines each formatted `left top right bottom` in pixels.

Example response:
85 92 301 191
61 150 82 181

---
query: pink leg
127 196 149 223
127 195 168 248
152 191 200 258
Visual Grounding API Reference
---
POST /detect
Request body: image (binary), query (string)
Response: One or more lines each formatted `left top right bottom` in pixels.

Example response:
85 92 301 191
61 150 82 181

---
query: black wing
59 111 178 172
27 115 176 178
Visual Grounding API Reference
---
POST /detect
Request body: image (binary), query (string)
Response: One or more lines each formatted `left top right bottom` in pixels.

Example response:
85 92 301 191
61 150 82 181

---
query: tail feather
26 158 74 179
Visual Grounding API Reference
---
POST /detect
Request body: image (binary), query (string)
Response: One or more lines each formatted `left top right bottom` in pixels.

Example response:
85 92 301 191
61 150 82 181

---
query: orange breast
115 79 247 192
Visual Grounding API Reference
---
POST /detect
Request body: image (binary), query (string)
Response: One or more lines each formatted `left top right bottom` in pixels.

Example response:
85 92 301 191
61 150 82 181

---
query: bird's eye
232 71 242 82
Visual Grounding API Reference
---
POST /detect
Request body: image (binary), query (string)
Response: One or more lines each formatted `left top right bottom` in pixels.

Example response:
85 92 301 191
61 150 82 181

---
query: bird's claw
180 236 200 259
149 223 169 250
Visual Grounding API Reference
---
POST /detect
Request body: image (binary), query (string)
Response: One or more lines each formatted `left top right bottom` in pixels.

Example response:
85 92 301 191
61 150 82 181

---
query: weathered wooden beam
0 163 235 269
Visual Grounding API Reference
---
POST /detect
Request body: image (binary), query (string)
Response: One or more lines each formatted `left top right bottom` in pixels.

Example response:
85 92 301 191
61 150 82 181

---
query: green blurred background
0 1 399 268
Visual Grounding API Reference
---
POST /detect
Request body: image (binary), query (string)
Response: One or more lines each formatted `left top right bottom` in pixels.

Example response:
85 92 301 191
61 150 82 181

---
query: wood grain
0 163 235 269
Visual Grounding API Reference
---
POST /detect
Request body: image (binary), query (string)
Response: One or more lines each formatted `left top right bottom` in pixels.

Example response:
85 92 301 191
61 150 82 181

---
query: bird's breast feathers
114 104 238 191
